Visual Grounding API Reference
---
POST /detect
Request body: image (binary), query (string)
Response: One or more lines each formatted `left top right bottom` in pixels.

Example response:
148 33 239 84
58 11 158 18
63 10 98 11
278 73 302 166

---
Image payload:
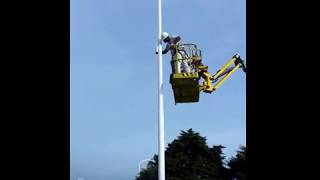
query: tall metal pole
157 0 165 179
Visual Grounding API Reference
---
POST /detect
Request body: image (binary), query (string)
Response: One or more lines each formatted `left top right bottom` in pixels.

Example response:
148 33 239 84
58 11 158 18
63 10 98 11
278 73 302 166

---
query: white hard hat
161 32 169 40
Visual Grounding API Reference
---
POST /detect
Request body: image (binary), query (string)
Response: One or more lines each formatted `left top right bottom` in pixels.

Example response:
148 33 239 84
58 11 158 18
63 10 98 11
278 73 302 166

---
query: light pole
76 177 87 180
157 0 165 179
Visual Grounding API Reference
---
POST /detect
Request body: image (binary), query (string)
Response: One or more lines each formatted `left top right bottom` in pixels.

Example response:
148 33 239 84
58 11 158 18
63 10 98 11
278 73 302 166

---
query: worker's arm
156 44 170 54
161 44 170 54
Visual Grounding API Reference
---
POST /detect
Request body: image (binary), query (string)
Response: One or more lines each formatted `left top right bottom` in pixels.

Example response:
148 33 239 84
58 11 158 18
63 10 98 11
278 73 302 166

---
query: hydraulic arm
198 54 246 93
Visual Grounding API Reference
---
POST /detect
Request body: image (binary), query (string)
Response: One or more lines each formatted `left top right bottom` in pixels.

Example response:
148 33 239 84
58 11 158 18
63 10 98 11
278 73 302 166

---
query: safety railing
172 43 202 73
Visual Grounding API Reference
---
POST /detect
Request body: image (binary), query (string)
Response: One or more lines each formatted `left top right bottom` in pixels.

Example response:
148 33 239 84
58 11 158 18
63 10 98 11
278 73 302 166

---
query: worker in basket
156 32 191 73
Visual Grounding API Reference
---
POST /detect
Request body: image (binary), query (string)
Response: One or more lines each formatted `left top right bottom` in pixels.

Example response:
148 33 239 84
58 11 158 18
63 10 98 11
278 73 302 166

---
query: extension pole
157 0 165 179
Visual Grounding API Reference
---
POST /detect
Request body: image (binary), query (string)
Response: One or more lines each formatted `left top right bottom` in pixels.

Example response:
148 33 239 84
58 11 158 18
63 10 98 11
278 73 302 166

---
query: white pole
157 0 165 179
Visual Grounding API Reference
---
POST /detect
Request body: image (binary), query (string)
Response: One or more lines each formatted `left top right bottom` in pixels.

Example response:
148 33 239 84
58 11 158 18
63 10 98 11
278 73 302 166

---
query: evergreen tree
227 146 246 180
136 129 233 180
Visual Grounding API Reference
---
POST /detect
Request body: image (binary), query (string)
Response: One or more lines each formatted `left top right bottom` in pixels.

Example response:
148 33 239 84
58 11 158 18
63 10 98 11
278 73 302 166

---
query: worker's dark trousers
170 60 175 73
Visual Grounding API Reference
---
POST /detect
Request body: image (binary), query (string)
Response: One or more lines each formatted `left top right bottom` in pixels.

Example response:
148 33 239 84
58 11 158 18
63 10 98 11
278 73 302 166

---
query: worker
178 45 192 73
156 32 191 73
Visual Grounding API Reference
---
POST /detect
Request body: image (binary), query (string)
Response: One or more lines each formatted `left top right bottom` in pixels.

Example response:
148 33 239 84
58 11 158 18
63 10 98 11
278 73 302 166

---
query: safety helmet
161 32 169 40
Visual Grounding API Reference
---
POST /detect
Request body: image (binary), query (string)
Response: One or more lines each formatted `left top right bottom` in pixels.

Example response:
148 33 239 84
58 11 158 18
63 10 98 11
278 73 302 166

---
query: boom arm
198 54 246 93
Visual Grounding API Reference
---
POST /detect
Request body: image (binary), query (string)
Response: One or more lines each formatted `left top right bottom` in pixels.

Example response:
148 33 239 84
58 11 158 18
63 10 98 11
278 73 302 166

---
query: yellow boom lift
170 43 246 104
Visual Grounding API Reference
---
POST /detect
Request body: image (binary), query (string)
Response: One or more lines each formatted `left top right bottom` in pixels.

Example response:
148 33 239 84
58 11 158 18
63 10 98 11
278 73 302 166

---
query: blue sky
70 0 246 179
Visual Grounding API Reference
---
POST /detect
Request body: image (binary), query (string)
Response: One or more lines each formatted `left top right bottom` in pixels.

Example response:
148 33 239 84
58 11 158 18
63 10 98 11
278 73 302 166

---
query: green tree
136 129 230 180
136 155 158 180
227 146 246 180
210 145 228 179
